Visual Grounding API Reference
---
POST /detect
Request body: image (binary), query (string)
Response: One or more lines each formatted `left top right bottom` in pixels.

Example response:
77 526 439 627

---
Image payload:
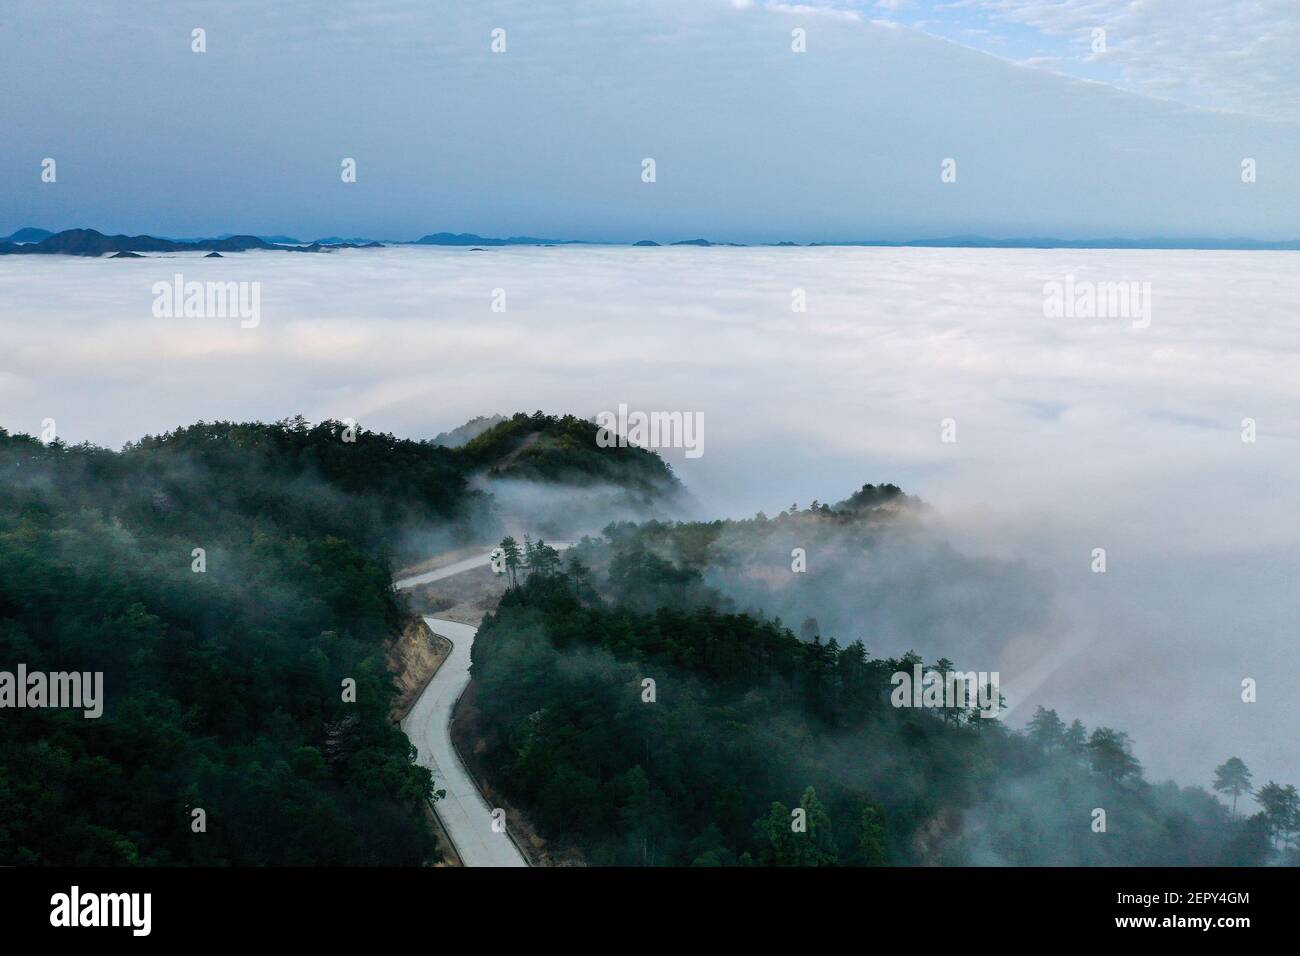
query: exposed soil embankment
386 616 452 724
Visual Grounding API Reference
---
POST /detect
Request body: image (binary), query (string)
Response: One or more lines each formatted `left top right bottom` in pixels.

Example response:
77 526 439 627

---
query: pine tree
1212 757 1253 818
1062 718 1088 758
857 804 888 866
522 533 535 578
499 535 521 586
1027 706 1066 751
1087 727 1142 783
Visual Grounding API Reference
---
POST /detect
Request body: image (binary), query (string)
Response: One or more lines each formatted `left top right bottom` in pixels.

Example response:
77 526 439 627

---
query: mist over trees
588 487 1055 666
0 421 455 863
0 412 681 865
459 411 683 510
462 512 1291 866
2 414 1289 867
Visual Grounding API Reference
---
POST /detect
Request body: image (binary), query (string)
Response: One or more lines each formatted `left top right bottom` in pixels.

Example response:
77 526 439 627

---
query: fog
1 244 1296 792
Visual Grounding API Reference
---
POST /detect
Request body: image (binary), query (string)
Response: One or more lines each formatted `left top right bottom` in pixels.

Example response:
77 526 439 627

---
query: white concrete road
393 540 575 590
401 615 527 867
394 543 573 866
393 553 495 590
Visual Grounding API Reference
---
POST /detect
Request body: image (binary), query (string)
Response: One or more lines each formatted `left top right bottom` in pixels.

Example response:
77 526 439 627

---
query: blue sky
2 0 1297 241
814 0 1299 118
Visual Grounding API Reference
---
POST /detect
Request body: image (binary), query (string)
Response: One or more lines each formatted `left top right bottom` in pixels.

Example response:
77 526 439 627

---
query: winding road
395 543 572 866
402 615 526 867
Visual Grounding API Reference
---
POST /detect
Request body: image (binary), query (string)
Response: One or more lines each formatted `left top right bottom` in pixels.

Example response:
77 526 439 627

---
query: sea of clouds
1 244 1296 793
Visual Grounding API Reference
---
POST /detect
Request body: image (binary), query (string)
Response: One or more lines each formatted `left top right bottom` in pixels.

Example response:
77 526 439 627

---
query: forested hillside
4 417 1292 867
467 518 1292 866
459 411 683 507
0 412 677 865
0 420 470 864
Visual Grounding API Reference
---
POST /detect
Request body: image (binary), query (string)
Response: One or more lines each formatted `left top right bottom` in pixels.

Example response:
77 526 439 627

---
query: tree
800 786 838 865
933 658 960 725
1087 727 1142 783
1212 757 1253 818
752 787 837 866
521 533 535 576
1027 706 1066 751
499 536 521 586
856 804 888 866
1255 782 1299 851
752 801 798 865
532 539 562 576
1062 719 1088 758
965 678 1005 726
565 554 593 598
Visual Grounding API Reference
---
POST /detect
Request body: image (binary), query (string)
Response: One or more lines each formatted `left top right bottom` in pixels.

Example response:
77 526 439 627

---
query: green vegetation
3 414 1290 868
0 411 678 865
459 411 681 506
0 419 477 864
467 523 1293 866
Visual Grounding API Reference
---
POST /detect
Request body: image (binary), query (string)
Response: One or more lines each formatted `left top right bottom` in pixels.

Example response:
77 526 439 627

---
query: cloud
965 0 1300 122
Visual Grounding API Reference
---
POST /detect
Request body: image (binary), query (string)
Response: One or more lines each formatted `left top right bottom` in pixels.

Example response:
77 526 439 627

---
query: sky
813 0 1300 121
3 0 1299 242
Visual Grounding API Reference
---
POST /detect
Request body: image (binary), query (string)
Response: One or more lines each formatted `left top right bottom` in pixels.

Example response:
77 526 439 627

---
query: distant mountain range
414 232 575 246
3 226 1299 256
2 227 53 243
0 228 383 257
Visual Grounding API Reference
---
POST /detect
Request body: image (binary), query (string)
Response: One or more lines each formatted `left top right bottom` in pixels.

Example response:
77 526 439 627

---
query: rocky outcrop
386 616 452 723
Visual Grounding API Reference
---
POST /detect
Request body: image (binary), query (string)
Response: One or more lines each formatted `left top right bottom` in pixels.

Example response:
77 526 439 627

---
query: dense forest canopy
466 518 1295 866
2 416 1292 867
0 412 677 865
0 419 474 864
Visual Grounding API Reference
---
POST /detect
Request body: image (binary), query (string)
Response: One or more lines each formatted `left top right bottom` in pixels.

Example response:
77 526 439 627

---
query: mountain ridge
0 228 383 257
6 226 1300 255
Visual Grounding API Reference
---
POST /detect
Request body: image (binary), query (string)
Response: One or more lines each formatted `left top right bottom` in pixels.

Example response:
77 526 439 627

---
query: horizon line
5 225 1300 253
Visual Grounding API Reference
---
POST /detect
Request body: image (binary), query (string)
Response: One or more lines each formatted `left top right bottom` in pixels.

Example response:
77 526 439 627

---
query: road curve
393 552 496 590
393 540 575 590
401 616 527 867
395 546 574 868
394 543 573 866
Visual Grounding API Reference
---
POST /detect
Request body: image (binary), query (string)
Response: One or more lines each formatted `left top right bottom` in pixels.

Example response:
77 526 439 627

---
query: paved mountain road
395 543 572 866
401 615 526 867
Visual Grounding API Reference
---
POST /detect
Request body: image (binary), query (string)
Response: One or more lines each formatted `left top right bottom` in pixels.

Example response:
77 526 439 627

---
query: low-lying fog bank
2 245 1296 792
